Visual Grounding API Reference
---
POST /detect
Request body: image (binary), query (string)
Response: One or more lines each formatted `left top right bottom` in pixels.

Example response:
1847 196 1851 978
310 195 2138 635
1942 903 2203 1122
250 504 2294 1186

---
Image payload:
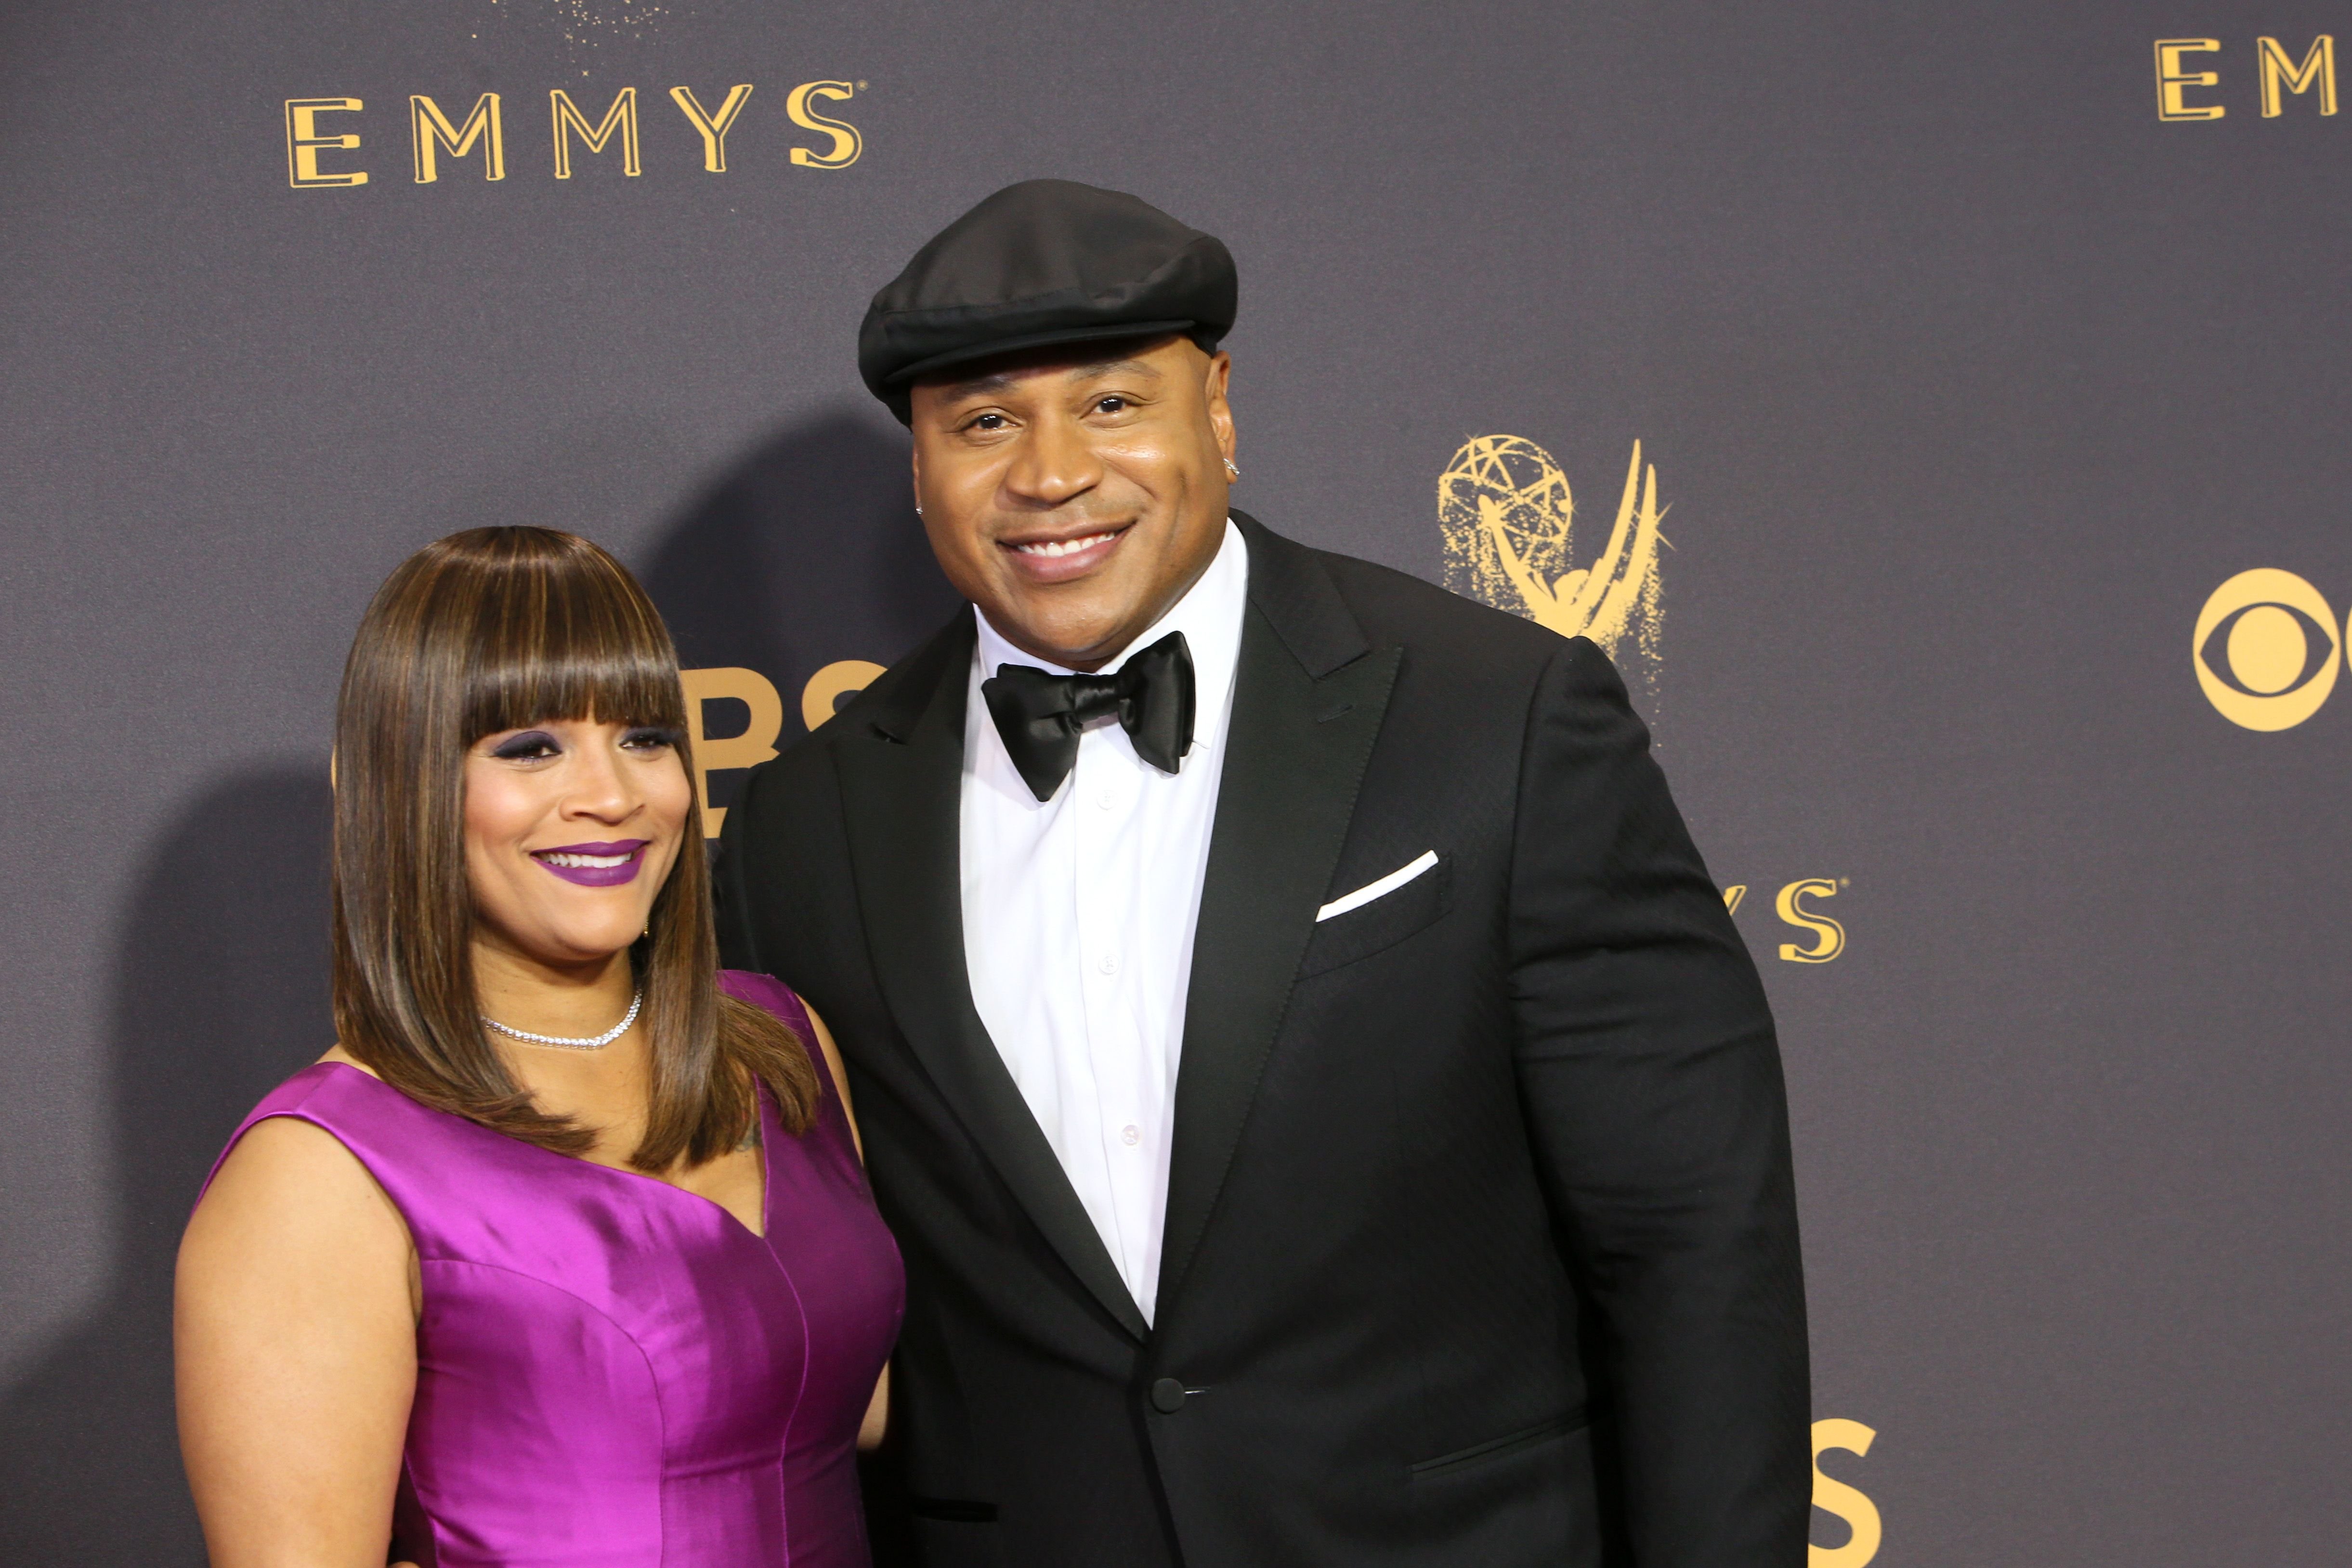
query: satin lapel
834 621 1151 1343
1156 528 1401 1313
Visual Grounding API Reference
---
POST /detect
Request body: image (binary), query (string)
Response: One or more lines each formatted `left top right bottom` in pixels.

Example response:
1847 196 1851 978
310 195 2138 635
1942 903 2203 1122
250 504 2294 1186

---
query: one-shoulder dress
199 972 904 1568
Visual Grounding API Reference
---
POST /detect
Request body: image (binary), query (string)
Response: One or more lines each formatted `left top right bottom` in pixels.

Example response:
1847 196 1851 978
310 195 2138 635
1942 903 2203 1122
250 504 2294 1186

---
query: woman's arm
801 1004 889 1451
176 1116 419 1568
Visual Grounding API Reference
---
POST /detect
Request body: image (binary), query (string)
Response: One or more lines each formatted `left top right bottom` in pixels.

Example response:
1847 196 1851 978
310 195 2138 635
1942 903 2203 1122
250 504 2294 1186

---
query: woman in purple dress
175 527 902 1567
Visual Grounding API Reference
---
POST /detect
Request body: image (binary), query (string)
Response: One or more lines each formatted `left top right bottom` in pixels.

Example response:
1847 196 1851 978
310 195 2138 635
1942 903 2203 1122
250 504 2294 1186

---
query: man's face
908 335 1235 671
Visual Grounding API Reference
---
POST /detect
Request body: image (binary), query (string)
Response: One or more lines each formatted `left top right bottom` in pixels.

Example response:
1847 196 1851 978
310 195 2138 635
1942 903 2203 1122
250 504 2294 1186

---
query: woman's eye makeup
488 731 562 761
483 724 678 760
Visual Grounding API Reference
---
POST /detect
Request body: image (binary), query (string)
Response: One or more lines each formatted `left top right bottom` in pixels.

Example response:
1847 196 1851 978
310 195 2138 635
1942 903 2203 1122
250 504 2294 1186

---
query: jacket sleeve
711 762 768 977
1507 637 1810 1566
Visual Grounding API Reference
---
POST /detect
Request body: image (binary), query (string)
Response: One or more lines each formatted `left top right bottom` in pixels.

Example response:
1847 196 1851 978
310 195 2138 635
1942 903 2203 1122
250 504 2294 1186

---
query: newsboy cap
858 179 1237 423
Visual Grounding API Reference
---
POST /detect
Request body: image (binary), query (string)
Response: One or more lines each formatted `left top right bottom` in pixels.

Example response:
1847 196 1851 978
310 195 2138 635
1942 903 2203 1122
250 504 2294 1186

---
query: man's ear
910 439 924 514
1204 350 1235 461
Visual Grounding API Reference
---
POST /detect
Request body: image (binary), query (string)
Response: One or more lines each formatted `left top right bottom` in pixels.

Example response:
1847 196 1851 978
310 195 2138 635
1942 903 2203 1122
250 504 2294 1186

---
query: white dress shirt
959 519 1248 1325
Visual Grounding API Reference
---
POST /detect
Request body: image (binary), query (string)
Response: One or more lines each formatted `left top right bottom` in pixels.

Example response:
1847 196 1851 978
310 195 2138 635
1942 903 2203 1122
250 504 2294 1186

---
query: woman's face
462 717 693 971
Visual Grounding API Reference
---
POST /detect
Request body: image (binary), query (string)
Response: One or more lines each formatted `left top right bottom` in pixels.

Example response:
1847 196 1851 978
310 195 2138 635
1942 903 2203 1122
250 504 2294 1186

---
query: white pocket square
1316 851 1439 922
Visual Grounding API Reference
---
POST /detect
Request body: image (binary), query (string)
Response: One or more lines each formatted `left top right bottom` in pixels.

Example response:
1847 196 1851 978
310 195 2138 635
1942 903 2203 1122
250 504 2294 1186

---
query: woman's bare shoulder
185 1063 406 1266
188 1046 385 1225
190 1119 392 1243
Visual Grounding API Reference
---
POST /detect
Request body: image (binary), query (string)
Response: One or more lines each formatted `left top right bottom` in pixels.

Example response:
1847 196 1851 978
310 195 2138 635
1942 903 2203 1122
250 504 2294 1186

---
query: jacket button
1150 1377 1188 1413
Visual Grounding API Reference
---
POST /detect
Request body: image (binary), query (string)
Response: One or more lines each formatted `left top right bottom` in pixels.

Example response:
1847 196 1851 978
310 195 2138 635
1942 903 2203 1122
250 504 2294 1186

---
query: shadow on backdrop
0 767 334 1563
640 406 959 822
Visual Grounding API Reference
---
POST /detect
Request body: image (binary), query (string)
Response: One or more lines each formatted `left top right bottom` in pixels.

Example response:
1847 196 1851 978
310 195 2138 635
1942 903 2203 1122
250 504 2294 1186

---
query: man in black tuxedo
717 180 1808 1567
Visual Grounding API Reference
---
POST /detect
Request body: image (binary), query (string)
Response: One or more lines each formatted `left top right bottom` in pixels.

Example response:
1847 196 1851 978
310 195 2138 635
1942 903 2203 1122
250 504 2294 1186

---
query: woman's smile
530 839 650 888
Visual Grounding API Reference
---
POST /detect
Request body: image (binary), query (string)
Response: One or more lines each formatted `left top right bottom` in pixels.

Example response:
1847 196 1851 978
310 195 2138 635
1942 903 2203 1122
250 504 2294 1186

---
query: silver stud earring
915 505 923 517
1223 458 1240 480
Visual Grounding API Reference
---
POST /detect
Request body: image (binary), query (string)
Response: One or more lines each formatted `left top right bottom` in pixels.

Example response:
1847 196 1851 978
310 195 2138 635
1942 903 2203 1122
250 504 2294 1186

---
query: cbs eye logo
2194 569 2346 731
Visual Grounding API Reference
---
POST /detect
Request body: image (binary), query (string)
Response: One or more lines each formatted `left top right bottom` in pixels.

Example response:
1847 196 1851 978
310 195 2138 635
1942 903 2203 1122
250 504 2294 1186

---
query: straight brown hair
330 526 818 1168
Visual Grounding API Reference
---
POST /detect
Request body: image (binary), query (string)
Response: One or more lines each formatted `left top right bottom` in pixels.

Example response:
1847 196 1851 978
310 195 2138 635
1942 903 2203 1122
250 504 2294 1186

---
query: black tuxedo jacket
716 515 1808 1568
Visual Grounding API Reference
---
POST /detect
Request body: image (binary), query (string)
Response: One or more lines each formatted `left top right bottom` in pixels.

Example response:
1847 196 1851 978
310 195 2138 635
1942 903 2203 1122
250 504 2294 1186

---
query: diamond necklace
481 989 643 1051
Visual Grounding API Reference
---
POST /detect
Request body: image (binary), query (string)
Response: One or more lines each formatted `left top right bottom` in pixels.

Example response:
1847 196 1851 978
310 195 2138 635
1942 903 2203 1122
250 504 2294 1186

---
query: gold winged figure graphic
1437 435 1667 682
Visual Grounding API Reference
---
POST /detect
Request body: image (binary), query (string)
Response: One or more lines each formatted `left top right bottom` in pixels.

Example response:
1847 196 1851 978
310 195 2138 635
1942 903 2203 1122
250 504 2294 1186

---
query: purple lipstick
530 839 650 888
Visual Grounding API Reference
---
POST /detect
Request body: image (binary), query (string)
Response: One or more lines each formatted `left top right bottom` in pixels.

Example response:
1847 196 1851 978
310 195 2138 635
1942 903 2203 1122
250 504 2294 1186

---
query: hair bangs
453 540 688 744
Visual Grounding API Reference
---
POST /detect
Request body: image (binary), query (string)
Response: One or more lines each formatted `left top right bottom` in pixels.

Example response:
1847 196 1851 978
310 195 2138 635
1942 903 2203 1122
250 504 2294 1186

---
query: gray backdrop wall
5 1 2348 1561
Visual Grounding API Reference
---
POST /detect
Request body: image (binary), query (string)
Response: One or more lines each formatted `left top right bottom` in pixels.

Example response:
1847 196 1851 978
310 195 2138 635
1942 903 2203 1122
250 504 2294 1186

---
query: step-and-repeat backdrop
3 2 2345 1561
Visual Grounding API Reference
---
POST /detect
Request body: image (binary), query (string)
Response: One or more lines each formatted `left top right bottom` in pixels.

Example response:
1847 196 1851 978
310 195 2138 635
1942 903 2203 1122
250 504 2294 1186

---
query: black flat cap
858 179 1236 423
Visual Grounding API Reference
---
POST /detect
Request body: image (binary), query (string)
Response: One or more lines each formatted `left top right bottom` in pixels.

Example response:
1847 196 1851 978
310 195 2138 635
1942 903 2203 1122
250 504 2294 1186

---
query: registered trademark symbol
857 81 869 90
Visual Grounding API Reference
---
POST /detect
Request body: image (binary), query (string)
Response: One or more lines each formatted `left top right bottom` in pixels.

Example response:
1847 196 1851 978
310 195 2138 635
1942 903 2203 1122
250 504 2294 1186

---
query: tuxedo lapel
835 614 1151 1343
1156 517 1401 1314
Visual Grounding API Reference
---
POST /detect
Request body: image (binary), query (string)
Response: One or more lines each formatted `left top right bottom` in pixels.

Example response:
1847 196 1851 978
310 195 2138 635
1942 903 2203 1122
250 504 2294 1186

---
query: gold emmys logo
2193 568 2345 731
1437 435 1667 692
283 80 862 189
2153 35 2337 121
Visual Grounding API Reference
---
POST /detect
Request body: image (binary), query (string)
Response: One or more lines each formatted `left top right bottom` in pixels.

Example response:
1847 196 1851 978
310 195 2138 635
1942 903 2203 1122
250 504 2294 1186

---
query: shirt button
1098 952 1120 975
1097 787 1117 810
1122 1124 1140 1146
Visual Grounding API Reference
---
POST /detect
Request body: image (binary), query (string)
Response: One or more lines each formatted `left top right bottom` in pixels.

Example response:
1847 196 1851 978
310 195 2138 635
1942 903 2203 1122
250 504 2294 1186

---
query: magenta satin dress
201 972 903 1568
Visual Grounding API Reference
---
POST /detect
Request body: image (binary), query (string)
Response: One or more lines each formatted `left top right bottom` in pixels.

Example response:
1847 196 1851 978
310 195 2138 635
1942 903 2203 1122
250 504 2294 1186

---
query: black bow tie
981 631 1196 802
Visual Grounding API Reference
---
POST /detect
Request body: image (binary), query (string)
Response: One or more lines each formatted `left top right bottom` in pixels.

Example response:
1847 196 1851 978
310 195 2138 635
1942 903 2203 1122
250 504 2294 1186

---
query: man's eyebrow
1067 357 1161 382
936 356 1163 402
937 368 1019 399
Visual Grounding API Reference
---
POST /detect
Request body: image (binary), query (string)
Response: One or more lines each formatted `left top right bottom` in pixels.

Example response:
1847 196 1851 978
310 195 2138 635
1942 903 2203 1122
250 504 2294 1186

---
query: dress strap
719 968 817 1041
720 970 863 1171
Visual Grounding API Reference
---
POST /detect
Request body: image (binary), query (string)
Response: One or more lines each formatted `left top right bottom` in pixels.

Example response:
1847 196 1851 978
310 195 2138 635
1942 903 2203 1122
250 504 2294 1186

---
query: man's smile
998 523 1133 583
1011 529 1121 559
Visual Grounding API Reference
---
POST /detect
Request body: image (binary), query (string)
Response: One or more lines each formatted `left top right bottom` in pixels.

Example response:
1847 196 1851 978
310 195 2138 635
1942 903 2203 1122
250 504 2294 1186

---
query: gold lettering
1721 885 1747 916
551 87 641 178
285 98 367 188
786 81 862 169
680 667 785 838
1810 1419 1882 1568
1775 878 1845 963
2258 36 2337 117
2154 39 2226 121
411 94 505 183
801 661 886 732
669 84 755 173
